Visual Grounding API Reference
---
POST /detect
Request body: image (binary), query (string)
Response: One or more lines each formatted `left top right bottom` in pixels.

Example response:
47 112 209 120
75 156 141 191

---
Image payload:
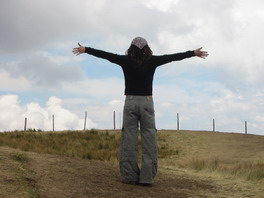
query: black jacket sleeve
85 47 125 66
150 51 195 67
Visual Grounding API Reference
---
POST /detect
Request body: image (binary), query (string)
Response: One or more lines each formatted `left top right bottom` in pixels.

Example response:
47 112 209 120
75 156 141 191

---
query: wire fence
19 111 263 136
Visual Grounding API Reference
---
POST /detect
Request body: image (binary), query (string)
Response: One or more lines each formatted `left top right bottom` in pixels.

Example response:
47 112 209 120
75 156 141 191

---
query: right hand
194 47 208 59
72 43 85 55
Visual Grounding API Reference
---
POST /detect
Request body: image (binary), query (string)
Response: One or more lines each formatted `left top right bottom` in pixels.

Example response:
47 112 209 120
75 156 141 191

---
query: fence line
20 111 260 135
175 113 250 134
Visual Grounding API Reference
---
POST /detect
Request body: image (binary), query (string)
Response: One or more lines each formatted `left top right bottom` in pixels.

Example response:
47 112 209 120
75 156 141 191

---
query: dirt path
32 154 216 198
4 146 261 198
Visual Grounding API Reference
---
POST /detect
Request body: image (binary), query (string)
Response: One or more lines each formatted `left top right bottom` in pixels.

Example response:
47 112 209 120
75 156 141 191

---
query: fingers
195 47 208 59
200 51 208 58
72 49 80 55
72 48 81 55
202 51 208 56
72 43 84 55
72 47 78 53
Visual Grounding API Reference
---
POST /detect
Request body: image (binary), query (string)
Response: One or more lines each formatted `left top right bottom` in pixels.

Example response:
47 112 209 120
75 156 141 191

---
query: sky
1 0 264 135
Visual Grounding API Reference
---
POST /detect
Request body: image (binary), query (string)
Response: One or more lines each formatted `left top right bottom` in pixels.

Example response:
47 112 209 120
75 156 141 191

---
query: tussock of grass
12 153 29 163
182 158 264 180
226 162 264 180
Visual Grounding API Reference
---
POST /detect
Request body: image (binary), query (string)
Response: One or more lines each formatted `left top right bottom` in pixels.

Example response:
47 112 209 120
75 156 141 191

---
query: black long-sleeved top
85 47 195 96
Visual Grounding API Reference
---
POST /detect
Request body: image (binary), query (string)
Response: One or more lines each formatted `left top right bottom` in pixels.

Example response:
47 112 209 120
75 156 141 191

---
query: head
126 37 153 64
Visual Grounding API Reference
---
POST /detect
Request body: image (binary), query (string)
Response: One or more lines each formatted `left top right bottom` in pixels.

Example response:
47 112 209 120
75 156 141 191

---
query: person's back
83 37 198 96
72 37 208 186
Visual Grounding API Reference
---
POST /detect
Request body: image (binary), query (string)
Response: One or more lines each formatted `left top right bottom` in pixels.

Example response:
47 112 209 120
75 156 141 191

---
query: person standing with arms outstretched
73 37 208 186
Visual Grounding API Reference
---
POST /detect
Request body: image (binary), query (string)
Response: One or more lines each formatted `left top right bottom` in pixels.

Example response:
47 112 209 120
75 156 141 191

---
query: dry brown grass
0 130 119 162
0 129 175 163
1 129 263 181
0 146 218 198
1 129 264 197
158 130 264 181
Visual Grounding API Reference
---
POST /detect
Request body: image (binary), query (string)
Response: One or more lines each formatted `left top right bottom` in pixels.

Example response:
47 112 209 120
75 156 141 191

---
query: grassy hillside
0 130 264 197
0 130 120 162
1 129 263 181
158 130 264 180
0 130 175 163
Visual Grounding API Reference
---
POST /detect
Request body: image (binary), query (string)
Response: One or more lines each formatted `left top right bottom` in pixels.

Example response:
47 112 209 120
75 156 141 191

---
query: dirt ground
31 154 216 198
0 146 262 198
1 146 215 198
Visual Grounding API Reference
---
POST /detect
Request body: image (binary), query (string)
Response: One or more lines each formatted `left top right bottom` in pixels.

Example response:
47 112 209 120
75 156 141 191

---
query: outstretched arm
72 43 85 55
194 47 208 59
72 43 125 66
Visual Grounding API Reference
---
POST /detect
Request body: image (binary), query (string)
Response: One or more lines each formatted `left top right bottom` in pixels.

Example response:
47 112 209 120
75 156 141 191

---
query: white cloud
1 0 264 136
159 102 173 109
153 81 264 135
63 98 124 130
109 100 123 107
61 78 124 98
1 53 84 88
0 69 32 91
143 0 180 12
0 0 91 54
0 95 96 131
0 95 24 130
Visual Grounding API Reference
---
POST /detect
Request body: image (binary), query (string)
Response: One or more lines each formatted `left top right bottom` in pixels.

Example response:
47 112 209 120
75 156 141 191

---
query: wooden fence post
177 113 180 130
84 111 87 131
113 111 116 130
24 117 27 131
245 121 247 134
52 115 55 132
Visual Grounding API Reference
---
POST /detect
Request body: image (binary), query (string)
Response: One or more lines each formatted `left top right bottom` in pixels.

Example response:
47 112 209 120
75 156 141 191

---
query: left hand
72 43 85 56
194 47 208 59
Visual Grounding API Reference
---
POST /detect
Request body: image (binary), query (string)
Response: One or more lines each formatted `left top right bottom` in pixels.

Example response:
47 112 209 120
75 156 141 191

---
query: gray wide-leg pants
119 96 158 184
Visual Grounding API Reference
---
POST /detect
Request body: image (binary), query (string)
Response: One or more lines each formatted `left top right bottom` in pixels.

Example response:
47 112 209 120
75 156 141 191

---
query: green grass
12 152 30 163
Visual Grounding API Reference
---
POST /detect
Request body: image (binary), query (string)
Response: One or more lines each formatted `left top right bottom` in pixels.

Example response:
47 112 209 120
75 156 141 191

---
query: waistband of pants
125 95 153 101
